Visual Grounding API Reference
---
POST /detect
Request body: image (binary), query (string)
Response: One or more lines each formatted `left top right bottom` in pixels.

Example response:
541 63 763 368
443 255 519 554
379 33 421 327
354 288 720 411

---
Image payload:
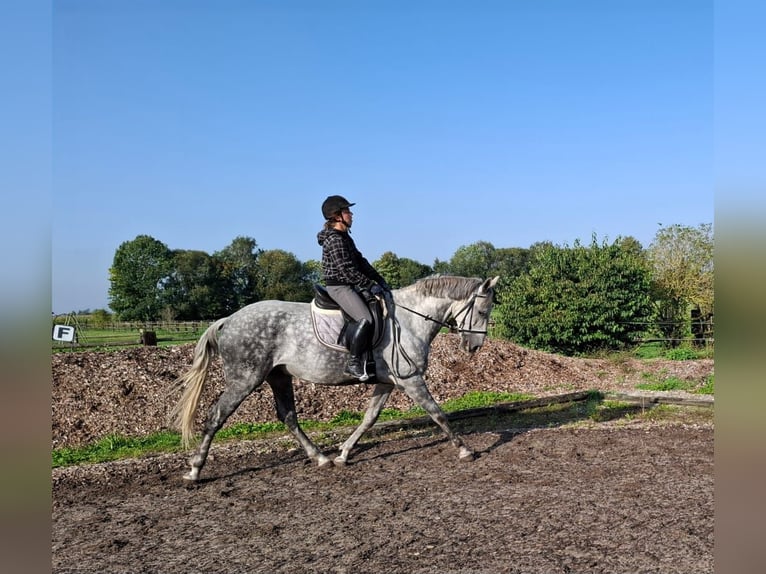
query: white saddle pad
310 301 348 352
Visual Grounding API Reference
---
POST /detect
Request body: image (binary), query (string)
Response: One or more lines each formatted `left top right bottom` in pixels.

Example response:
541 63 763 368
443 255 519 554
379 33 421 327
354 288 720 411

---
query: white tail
168 318 226 448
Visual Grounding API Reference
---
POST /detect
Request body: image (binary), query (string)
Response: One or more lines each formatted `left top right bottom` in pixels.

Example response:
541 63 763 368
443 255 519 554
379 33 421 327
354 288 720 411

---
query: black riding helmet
321 195 355 220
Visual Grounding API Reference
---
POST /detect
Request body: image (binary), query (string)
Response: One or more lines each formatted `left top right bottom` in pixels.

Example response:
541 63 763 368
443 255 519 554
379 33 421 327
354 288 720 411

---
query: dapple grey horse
170 275 500 481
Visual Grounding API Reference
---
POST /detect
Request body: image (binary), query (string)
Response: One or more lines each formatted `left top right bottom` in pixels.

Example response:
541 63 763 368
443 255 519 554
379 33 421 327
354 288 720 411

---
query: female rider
316 195 390 379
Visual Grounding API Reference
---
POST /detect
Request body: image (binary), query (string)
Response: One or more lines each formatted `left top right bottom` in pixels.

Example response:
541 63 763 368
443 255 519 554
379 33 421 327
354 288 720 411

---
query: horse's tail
168 318 227 449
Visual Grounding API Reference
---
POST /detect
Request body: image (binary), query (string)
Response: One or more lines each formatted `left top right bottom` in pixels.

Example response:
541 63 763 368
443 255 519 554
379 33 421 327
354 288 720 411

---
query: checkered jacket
317 228 386 289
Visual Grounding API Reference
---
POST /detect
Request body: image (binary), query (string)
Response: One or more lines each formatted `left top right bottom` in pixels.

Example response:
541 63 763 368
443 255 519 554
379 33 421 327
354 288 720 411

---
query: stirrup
344 358 370 382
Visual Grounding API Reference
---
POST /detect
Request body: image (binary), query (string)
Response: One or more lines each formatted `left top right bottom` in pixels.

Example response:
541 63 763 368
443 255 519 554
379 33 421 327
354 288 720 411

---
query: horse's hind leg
185 372 265 481
334 382 395 466
267 368 331 468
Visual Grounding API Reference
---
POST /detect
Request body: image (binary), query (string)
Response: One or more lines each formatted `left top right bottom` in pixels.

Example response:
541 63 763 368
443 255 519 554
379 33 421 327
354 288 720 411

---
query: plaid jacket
317 228 385 289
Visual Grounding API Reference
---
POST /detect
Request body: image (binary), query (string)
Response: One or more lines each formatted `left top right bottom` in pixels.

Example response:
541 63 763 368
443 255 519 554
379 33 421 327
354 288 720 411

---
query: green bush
493 236 653 355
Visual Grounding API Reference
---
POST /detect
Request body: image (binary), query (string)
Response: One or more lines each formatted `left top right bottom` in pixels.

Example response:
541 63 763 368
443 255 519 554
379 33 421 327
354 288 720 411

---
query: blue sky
49 0 716 313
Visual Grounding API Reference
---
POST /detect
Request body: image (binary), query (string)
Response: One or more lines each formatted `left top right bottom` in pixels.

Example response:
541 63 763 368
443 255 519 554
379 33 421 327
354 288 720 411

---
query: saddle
310 284 386 352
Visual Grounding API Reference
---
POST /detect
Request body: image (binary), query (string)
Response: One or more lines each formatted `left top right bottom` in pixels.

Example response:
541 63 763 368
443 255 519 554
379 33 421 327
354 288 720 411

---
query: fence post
139 329 157 346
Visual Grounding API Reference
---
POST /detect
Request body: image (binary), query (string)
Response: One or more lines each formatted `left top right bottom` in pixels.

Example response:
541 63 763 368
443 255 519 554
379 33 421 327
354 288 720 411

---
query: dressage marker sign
52 325 76 343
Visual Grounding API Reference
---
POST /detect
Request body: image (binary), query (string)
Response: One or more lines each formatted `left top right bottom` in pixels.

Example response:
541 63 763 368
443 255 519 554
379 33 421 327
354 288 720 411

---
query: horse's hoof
333 456 347 467
182 470 200 481
316 456 332 468
458 448 475 462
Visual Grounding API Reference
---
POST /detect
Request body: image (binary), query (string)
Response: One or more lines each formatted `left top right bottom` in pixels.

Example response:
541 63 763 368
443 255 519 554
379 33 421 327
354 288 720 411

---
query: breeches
325 285 373 324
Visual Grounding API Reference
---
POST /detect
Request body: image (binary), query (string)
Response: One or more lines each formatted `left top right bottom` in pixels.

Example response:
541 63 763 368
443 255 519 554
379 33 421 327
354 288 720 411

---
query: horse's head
452 276 500 354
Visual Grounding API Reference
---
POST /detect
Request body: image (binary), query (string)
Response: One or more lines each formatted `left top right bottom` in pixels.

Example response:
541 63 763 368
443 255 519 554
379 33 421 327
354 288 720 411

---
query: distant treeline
75 224 713 355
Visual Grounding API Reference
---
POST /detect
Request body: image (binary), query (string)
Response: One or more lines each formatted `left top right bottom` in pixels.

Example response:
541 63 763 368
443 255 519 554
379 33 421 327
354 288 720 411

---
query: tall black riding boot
344 318 373 381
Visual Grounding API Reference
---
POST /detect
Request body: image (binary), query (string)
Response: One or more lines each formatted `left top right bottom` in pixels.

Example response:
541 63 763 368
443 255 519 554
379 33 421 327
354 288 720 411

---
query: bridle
393 292 490 335
385 291 490 379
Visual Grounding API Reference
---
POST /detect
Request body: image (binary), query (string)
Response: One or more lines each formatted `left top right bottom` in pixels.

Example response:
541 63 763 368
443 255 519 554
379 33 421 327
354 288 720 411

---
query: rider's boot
344 318 373 381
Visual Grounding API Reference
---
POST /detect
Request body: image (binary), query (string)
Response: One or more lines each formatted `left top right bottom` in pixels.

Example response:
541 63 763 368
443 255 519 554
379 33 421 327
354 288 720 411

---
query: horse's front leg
401 377 475 461
334 382 395 466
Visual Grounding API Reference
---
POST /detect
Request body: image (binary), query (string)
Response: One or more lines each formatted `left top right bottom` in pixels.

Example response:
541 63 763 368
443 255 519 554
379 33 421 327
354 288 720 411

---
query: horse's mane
406 274 484 300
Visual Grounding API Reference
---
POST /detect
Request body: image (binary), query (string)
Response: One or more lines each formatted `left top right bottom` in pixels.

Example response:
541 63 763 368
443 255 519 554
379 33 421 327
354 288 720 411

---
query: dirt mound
52 334 713 449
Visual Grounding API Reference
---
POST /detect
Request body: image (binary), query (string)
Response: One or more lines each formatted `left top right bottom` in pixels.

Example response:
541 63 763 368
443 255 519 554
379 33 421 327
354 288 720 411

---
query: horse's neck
393 290 452 342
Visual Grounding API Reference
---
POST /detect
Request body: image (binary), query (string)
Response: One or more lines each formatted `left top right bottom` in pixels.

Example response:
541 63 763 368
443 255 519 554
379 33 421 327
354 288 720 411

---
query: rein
393 294 489 336
385 292 488 379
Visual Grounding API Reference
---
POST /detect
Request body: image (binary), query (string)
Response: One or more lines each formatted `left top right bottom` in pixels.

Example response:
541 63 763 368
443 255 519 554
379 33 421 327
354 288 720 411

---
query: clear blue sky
50 0 716 314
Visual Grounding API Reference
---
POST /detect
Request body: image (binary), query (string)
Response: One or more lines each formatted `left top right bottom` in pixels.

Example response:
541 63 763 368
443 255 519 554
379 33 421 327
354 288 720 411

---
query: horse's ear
480 276 500 292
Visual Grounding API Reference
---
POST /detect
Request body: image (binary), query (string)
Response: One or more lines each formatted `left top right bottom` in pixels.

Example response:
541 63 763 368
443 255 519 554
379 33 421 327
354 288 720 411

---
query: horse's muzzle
460 337 485 354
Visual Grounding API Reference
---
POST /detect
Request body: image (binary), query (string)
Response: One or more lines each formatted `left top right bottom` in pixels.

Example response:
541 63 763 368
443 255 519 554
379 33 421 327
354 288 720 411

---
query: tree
90 308 112 328
108 235 173 321
449 241 497 278
162 250 226 320
256 249 314 302
493 247 532 288
303 259 323 286
372 252 432 288
615 235 644 258
373 252 402 288
398 257 433 286
647 223 714 344
493 235 653 355
443 242 529 290
214 236 262 314
432 257 451 274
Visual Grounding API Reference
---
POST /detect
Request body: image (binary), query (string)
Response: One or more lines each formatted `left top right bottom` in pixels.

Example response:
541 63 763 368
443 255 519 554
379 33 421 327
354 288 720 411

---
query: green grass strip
52 391 534 468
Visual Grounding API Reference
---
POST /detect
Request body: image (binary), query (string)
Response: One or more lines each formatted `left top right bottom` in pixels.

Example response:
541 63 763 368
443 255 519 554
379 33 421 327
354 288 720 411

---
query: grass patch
635 371 714 395
637 375 695 392
630 342 713 361
696 375 714 395
641 404 713 424
454 392 605 432
631 342 665 359
52 431 182 468
663 347 707 360
217 421 287 438
440 391 534 413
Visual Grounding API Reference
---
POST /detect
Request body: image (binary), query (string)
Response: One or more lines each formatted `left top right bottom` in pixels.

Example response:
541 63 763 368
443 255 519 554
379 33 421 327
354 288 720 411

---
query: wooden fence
51 320 211 349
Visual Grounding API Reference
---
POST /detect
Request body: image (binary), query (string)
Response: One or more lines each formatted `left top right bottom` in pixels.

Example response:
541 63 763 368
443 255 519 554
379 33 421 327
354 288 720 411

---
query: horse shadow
199 434 449 484
462 393 647 458
186 449 309 486
330 392 642 464
191 393 644 483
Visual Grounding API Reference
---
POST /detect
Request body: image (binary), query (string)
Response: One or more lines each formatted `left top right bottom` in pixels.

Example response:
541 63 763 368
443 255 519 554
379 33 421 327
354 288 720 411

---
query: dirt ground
52 335 714 573
52 424 713 574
